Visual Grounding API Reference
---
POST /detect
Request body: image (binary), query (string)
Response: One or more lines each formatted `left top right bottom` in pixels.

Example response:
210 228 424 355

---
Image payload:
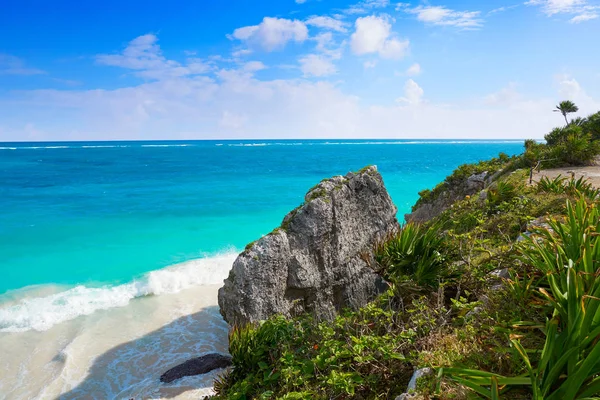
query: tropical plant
554 100 579 125
582 111 600 141
536 175 566 194
487 181 519 211
372 223 446 289
439 197 600 399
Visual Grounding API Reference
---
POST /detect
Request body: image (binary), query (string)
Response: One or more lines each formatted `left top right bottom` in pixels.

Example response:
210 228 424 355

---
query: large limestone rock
218 166 398 325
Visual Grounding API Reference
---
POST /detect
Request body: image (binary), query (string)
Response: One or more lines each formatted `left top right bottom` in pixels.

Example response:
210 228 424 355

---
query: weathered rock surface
218 166 398 325
405 172 490 223
159 353 232 384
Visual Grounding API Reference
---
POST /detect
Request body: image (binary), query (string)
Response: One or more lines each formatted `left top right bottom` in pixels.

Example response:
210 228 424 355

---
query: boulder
159 353 232 384
218 166 398 325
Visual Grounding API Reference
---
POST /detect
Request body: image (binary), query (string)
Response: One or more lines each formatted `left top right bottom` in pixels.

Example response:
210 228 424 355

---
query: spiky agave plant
373 222 446 290
439 197 600 399
536 175 566 194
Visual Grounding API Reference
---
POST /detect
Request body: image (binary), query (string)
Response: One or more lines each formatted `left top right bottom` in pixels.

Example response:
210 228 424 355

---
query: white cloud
96 34 212 80
487 5 519 15
406 63 421 76
401 5 483 28
555 74 599 111
243 61 267 72
364 60 378 69
5 74 599 141
312 32 345 60
485 82 521 105
232 49 253 58
230 17 308 51
3 35 599 142
299 54 337 77
397 79 424 105
525 0 599 22
306 16 348 32
344 0 391 14
350 15 409 59
0 54 45 75
570 11 599 22
220 111 247 129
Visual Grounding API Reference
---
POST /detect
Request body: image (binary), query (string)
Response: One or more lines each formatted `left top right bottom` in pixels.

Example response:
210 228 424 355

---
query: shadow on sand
58 305 229 400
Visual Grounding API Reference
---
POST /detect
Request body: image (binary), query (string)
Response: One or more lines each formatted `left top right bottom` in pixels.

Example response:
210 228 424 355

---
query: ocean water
0 139 524 399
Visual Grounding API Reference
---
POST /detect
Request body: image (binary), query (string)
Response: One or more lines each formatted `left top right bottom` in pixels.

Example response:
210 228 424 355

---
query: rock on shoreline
218 166 399 325
160 353 232 384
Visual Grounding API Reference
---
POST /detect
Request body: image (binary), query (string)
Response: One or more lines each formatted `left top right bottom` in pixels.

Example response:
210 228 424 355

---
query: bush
523 127 600 168
373 223 446 289
583 111 600 140
439 198 600 399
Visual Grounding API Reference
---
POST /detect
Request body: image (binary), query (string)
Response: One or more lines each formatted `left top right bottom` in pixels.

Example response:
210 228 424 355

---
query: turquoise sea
0 139 523 333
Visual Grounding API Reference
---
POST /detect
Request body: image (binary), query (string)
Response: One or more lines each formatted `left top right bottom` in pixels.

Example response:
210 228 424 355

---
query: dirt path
530 165 600 188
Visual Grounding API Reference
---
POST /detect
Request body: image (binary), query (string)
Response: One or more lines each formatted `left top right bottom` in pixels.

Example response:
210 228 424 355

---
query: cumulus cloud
400 5 483 29
406 63 421 76
229 17 308 51
299 54 337 77
397 79 424 105
2 35 599 142
306 16 348 32
525 0 598 22
350 16 409 59
0 54 45 75
96 34 212 80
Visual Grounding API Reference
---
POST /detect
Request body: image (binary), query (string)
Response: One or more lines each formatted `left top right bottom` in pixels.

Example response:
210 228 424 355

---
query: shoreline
0 284 229 399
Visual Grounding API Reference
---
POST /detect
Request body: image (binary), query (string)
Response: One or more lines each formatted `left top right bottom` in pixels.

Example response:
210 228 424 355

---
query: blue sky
1 0 599 141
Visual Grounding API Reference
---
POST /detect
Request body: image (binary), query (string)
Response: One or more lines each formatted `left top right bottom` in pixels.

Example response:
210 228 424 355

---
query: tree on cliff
554 100 579 125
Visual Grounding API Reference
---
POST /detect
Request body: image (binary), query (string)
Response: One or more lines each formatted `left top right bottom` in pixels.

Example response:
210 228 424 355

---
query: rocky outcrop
159 353 232 384
218 166 398 325
406 172 490 223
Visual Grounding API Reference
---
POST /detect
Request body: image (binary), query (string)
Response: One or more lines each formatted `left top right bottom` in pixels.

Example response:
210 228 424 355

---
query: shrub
439 198 600 399
373 223 446 289
580 111 600 141
487 181 518 211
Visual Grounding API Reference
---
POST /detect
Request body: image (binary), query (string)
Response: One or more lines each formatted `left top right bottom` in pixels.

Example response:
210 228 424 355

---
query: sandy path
530 165 600 188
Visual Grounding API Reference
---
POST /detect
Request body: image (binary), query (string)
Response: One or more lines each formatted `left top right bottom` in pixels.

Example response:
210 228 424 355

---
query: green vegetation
412 152 516 211
554 100 579 125
371 222 446 290
212 103 600 399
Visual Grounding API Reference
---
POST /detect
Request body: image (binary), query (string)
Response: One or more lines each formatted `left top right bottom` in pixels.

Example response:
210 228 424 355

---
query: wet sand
0 285 228 399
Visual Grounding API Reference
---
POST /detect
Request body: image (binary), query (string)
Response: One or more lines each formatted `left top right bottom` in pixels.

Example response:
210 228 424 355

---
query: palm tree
554 100 579 125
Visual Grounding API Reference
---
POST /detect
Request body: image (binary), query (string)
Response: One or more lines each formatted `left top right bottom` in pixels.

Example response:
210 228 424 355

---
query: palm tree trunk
564 113 569 125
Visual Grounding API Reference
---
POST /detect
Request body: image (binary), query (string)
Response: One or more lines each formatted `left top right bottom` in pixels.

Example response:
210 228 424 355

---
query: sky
1 0 599 141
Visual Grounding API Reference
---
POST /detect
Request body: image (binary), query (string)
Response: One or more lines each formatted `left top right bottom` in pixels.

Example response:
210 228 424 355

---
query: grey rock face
406 172 490 223
218 166 398 325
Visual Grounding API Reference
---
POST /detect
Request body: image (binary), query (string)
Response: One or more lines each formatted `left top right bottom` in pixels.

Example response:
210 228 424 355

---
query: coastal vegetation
211 103 600 399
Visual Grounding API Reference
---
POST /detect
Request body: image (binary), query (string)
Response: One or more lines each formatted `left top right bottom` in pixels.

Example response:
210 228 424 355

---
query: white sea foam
0 251 237 333
227 143 268 147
